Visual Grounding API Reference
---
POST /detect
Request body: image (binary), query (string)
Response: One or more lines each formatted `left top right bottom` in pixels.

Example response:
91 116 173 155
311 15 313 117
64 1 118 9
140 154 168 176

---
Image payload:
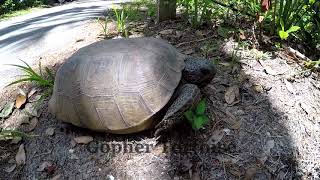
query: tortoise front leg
154 84 201 137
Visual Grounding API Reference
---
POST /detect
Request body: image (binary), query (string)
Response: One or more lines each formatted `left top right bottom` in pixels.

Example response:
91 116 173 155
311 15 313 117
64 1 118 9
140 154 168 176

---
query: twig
283 45 311 61
175 35 216 47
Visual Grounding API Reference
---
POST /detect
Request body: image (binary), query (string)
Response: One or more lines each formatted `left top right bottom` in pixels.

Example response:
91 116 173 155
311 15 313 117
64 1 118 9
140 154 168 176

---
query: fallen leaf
159 29 174 35
37 161 52 172
224 85 240 105
0 102 15 118
74 136 93 144
5 164 16 173
27 117 38 132
27 88 37 99
15 144 26 166
23 103 40 117
207 129 225 146
45 128 55 136
15 92 27 109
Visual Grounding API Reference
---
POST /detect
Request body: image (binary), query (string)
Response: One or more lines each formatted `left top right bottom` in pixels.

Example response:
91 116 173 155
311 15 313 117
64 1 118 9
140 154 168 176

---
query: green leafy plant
7 60 54 106
178 0 212 27
278 19 301 40
113 6 128 37
0 128 35 141
7 60 54 88
184 99 209 130
97 16 109 38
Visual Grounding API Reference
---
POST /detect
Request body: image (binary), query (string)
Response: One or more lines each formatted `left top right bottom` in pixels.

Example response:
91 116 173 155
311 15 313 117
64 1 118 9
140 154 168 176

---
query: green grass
0 7 43 21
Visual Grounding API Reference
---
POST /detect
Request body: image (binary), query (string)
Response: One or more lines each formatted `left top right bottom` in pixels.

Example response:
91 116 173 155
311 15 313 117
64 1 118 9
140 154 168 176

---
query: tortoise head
182 57 216 86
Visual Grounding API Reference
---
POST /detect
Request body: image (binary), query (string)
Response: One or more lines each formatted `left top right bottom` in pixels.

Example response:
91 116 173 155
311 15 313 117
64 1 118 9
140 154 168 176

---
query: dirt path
0 18 320 179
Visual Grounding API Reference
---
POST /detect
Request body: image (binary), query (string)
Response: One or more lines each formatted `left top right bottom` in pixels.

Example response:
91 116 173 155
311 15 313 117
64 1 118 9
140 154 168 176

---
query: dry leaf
74 136 93 144
207 129 225 146
27 117 38 132
27 88 37 99
37 161 52 172
45 128 55 136
224 85 240 105
259 140 275 164
15 93 27 109
5 164 16 173
15 144 26 166
23 103 40 117
159 29 174 35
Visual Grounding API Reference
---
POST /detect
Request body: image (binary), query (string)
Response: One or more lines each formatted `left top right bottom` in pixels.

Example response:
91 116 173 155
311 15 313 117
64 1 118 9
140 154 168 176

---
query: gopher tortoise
49 37 216 135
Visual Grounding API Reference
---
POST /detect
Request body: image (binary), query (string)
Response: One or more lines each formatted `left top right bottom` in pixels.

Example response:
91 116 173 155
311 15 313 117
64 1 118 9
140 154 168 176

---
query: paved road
0 0 129 89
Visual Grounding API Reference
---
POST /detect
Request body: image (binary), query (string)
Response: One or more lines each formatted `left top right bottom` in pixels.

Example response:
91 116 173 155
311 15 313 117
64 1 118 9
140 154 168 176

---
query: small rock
74 136 93 144
45 128 55 136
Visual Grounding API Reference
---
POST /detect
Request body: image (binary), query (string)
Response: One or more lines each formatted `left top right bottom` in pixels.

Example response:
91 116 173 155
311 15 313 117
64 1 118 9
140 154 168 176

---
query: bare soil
1 16 320 180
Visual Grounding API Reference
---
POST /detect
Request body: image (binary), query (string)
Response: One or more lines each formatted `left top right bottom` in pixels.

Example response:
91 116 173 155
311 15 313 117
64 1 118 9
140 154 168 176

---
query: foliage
0 129 34 141
178 0 213 27
7 60 54 105
304 59 320 70
113 6 128 37
7 60 54 88
0 0 45 16
184 99 209 130
97 16 109 38
278 19 301 40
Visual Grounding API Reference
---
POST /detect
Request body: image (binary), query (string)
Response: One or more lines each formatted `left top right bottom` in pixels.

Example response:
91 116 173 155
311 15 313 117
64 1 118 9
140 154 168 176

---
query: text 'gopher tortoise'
49 37 216 135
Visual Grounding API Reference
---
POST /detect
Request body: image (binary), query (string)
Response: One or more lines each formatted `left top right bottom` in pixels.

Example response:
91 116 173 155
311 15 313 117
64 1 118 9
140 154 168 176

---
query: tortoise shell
49 37 185 134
